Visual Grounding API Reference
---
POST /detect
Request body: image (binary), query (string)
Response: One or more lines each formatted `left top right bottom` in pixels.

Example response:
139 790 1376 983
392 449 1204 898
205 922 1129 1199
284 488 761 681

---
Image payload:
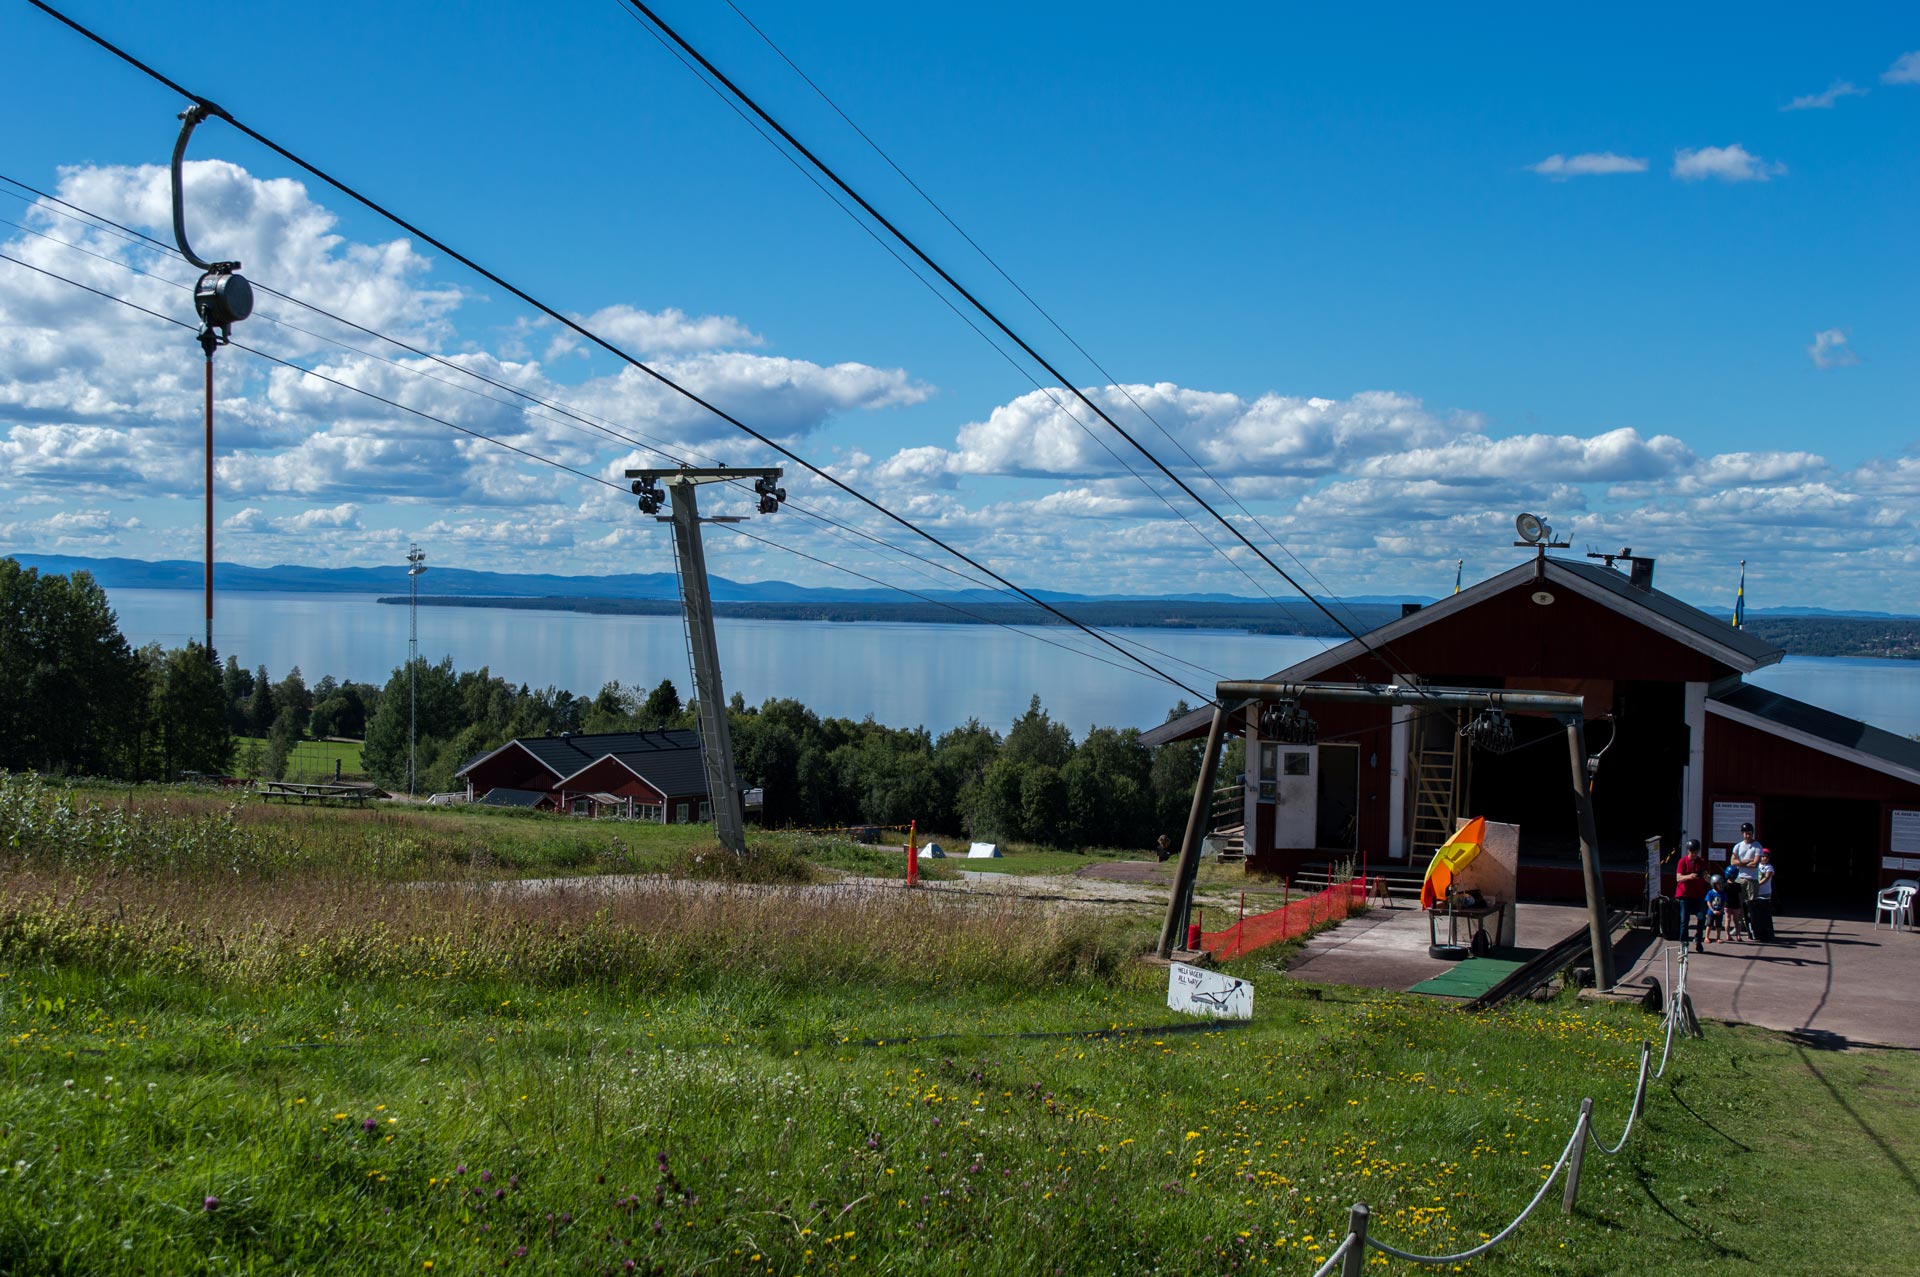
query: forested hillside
1741 616 1920 659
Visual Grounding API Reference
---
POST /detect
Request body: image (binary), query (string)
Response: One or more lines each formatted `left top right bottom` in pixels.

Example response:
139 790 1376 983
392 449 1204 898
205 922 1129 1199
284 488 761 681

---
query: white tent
967 842 1001 858
917 841 946 859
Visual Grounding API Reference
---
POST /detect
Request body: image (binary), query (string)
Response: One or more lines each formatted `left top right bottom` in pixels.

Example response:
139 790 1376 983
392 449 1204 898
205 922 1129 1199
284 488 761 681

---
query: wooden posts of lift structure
1165 680 1618 990
1156 701 1227 958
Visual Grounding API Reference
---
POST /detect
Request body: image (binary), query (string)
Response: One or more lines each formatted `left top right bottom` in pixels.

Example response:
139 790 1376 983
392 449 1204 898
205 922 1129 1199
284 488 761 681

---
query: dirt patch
1076 861 1172 885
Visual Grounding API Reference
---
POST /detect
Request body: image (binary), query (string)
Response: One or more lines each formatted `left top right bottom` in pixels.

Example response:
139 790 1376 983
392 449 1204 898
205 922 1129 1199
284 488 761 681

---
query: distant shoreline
371 593 1391 638
367 594 1920 659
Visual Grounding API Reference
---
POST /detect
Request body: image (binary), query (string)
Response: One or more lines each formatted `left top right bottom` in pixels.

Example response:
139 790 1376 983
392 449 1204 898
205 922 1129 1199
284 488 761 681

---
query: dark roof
1549 558 1783 668
459 729 712 797
479 786 549 808
514 729 702 773
1710 683 1920 780
559 745 710 798
1137 555 1785 749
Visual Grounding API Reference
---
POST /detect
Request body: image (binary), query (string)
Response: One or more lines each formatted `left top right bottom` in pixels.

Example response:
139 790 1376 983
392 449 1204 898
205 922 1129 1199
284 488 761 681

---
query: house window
571 798 592 816
698 800 712 822
1283 752 1312 777
675 802 691 823
635 803 663 823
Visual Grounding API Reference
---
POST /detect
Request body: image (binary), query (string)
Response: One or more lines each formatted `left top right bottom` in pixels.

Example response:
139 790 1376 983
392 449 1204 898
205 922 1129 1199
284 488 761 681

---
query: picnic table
257 781 376 807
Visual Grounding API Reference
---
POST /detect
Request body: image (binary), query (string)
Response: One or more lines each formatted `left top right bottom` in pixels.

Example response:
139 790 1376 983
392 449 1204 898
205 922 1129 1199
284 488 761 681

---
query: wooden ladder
1409 716 1464 861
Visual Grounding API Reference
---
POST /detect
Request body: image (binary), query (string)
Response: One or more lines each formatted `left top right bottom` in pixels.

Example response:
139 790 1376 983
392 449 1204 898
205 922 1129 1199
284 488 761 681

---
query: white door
1272 747 1318 850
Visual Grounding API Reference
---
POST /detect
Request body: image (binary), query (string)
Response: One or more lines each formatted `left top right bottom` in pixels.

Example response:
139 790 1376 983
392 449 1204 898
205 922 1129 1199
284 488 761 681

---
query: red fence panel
1198 876 1372 960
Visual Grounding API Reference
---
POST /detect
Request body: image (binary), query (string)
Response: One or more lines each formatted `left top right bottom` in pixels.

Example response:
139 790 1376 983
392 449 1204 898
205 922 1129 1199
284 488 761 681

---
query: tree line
0 560 1213 847
374 658 1208 849
0 560 227 781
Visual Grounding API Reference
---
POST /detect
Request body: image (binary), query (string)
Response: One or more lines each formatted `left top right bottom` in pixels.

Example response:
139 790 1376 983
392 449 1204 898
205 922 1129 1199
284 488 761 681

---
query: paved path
1284 898 1920 1050
1615 913 1920 1050
1286 900 1593 992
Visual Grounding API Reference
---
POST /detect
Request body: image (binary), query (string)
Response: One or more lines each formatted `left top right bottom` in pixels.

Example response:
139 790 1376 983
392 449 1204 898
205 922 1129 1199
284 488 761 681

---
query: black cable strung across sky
21 0 1217 705
617 0 1427 695
610 2 1301 620
714 0 1387 645
0 244 1203 689
0 171 1230 690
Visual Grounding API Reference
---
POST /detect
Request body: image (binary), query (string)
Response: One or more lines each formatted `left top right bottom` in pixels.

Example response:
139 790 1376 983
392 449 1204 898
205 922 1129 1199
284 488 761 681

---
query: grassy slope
3 961 1916 1276
3 784 1917 1274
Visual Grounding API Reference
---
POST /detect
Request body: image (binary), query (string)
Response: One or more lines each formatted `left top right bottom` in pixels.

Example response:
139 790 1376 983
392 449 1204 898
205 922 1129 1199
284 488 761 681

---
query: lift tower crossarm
1162 680 1615 991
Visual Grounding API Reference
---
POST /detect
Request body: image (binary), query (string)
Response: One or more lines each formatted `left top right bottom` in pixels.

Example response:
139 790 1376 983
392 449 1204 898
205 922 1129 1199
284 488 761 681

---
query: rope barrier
1363 1121 1584 1265
1318 935 1695 1270
1586 1041 1652 1157
1307 1232 1355 1277
1656 942 1688 1079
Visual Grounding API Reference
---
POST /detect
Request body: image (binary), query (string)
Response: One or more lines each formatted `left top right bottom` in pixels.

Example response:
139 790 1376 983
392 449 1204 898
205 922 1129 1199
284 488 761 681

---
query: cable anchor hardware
171 101 252 356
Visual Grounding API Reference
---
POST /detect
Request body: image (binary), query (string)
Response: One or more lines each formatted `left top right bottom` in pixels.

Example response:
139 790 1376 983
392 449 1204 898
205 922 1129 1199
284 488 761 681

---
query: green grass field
233 735 366 779
3 776 1917 1274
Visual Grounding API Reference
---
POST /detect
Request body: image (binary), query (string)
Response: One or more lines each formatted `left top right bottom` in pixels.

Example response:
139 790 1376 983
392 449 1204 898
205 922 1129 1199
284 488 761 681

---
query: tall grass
0 868 1131 993
0 773 677 880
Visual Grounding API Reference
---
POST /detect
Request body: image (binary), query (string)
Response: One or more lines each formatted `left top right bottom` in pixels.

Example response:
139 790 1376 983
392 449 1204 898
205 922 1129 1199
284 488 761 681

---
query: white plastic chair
1874 879 1918 931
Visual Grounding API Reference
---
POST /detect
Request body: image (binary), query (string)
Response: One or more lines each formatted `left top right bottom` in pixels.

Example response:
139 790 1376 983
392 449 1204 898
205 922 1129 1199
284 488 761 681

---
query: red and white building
456 729 715 823
1143 553 1920 904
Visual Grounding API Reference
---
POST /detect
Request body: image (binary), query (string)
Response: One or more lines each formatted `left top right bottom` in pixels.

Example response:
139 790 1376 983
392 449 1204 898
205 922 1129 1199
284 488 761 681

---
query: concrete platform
1615 913 1920 1050
1287 900 1920 1050
1285 899 1594 994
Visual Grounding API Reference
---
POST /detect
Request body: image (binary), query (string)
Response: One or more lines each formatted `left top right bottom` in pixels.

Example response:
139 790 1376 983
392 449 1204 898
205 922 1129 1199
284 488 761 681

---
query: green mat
1408 948 1542 998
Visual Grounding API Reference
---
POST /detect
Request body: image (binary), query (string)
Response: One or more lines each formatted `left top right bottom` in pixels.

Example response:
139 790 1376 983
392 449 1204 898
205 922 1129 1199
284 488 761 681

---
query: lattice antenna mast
629 467 786 854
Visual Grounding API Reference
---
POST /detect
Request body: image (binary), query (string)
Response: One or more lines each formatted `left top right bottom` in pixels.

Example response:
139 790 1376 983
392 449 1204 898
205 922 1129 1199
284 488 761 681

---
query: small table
1430 900 1505 950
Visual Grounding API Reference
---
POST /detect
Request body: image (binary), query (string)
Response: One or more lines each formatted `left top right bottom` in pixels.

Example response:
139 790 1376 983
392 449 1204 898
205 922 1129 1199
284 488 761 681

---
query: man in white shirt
1730 823 1763 879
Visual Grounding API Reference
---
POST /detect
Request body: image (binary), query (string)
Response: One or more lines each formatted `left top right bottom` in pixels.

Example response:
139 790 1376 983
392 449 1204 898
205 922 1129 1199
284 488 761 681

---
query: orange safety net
1198 876 1374 960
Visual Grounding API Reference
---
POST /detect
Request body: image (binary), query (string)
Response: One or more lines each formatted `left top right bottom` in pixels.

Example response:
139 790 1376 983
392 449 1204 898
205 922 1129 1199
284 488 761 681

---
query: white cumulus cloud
1782 80 1867 110
546 304 762 360
1529 152 1648 178
1672 144 1786 183
1883 51 1920 84
1807 329 1858 369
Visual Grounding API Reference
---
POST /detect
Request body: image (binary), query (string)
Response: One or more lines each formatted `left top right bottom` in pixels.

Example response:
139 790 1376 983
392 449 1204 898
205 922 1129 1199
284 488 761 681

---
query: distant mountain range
5 553 1432 609
7 553 1913 620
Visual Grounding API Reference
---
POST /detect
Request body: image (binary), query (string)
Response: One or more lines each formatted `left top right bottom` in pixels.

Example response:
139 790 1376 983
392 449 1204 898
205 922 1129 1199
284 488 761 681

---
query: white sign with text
1891 810 1920 856
1168 963 1252 1020
1712 802 1756 844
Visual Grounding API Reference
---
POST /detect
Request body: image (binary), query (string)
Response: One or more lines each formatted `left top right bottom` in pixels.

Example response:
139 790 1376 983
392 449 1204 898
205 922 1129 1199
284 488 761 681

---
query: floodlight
1515 512 1545 544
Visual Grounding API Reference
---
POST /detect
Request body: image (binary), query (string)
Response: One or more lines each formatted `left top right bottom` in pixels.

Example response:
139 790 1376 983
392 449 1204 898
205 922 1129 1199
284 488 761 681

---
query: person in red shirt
1674 837 1709 953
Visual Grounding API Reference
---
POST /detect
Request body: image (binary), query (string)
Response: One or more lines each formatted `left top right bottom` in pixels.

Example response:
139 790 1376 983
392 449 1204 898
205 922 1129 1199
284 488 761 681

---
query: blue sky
1 1 1915 610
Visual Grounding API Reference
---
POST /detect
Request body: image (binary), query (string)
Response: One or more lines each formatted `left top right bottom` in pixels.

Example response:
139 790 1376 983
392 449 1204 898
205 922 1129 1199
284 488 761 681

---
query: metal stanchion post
1562 1098 1593 1214
1341 1203 1370 1277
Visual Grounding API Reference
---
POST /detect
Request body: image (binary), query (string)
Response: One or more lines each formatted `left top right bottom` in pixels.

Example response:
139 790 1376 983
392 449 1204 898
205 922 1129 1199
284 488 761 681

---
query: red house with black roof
456 729 715 823
1143 551 1920 905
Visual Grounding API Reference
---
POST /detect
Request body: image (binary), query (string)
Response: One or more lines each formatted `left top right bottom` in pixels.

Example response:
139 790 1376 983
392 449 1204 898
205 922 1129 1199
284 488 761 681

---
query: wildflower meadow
2 775 1916 1274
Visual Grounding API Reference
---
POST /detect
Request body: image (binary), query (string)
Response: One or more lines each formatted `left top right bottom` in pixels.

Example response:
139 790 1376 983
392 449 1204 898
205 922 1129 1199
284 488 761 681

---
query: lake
103 588 1920 740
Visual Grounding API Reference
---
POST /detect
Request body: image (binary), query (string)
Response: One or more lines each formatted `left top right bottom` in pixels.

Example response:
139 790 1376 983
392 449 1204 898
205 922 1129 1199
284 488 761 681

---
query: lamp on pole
406 543 427 798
